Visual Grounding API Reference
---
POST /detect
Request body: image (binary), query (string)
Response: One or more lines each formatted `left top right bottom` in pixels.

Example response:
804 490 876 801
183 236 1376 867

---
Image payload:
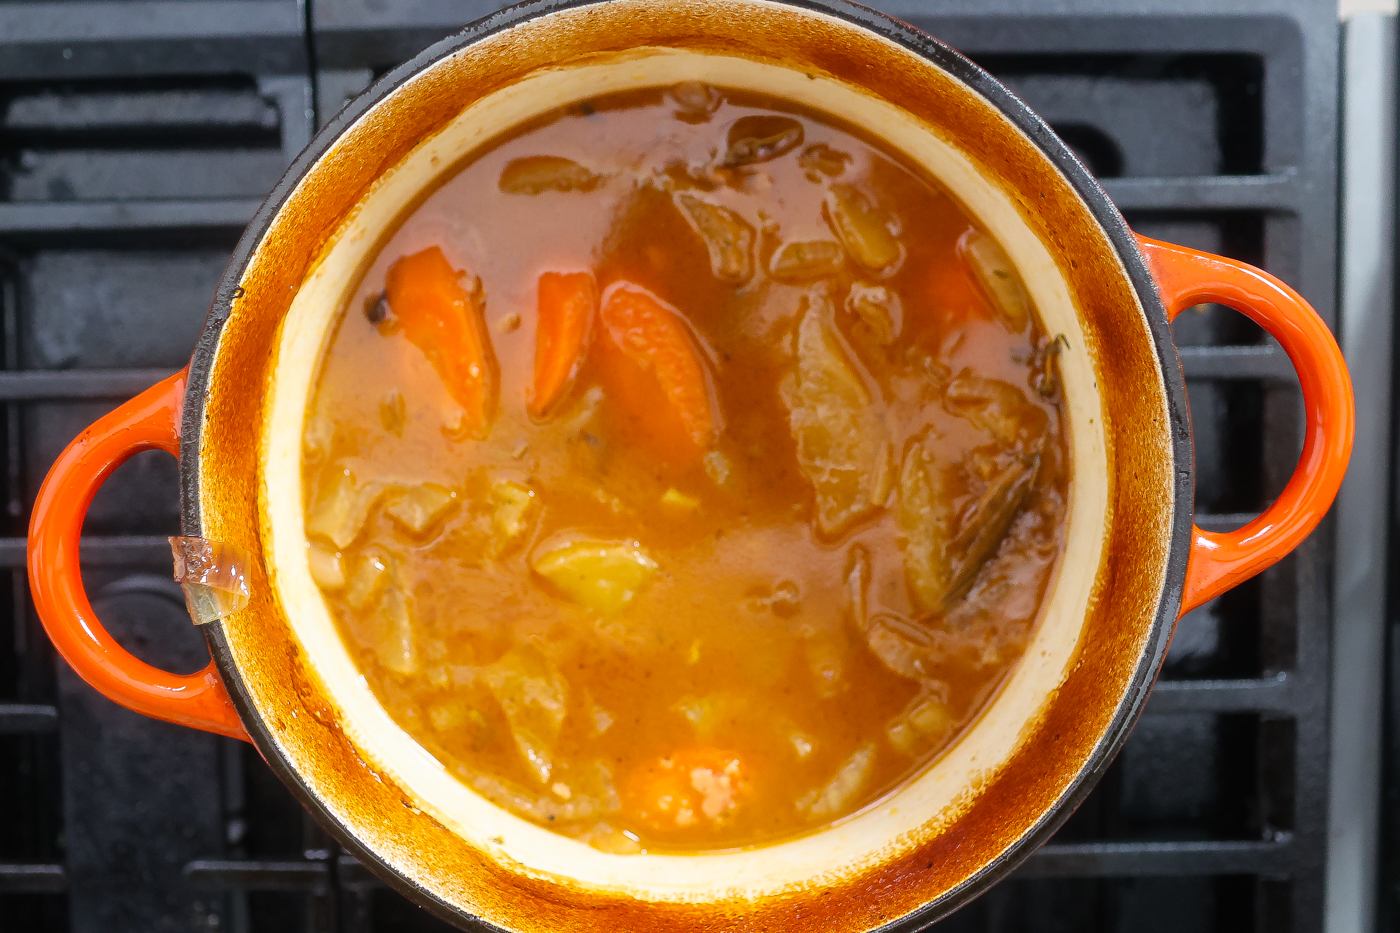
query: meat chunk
900 444 1040 614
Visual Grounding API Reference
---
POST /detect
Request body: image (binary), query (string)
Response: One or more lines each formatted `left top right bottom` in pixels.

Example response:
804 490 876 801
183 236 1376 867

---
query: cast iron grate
0 1 1339 931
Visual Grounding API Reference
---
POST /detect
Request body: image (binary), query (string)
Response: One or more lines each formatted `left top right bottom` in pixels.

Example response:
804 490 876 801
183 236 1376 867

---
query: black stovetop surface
0 1 1339 931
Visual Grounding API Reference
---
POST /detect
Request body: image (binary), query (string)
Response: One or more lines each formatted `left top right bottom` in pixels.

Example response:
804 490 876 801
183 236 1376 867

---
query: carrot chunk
529 271 597 417
926 253 987 328
384 246 498 437
625 748 748 831
594 284 716 468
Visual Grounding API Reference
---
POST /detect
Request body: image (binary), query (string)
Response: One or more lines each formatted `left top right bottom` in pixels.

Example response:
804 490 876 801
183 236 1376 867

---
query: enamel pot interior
183 0 1192 929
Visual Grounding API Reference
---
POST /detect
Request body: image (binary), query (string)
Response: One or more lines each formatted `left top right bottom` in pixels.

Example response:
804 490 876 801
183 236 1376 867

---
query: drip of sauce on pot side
302 84 1069 853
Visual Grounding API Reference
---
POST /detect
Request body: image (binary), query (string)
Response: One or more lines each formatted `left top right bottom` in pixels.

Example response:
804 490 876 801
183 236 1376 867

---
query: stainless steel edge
1327 12 1395 933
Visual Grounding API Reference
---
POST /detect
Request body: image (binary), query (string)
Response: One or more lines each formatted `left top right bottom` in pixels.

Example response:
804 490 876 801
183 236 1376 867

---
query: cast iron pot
27 0 1355 929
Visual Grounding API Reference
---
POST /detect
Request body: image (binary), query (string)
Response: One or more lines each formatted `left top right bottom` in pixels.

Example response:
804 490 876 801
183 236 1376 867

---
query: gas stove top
0 2 1378 931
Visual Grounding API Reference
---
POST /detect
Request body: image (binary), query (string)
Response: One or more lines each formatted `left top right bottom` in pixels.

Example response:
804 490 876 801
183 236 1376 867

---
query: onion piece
782 290 894 536
825 184 902 272
961 229 1031 331
800 741 876 818
722 115 804 167
498 155 600 194
769 239 846 282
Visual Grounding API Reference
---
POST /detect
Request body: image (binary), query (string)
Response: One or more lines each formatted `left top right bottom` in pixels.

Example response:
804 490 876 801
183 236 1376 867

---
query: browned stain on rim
184 0 1187 929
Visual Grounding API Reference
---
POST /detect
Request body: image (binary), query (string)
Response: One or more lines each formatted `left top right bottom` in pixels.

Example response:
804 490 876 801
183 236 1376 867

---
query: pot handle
26 368 249 741
1137 234 1355 617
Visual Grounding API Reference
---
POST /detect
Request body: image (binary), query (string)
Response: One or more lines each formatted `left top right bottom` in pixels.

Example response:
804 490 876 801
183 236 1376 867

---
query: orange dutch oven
24 0 1354 929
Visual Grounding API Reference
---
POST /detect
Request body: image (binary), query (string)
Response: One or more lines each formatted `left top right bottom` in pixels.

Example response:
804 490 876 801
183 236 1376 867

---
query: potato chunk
532 540 659 615
483 645 569 783
675 193 755 284
961 229 1030 331
660 487 701 512
384 484 456 536
783 292 893 536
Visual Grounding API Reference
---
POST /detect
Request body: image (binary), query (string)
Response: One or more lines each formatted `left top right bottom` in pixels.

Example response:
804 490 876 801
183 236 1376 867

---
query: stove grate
0 2 1342 931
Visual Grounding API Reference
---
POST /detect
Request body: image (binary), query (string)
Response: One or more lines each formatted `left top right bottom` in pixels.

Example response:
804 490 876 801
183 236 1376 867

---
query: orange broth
302 85 1069 853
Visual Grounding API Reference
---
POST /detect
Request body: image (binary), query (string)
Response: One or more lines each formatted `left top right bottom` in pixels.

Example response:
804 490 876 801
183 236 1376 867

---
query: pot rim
181 0 1193 926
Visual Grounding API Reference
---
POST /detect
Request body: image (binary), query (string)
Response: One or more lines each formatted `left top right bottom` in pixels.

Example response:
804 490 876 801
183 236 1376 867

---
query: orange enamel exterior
25 368 248 741
1137 235 1356 616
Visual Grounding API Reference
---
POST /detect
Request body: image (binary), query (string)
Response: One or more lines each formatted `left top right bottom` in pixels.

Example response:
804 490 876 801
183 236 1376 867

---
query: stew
302 84 1069 853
